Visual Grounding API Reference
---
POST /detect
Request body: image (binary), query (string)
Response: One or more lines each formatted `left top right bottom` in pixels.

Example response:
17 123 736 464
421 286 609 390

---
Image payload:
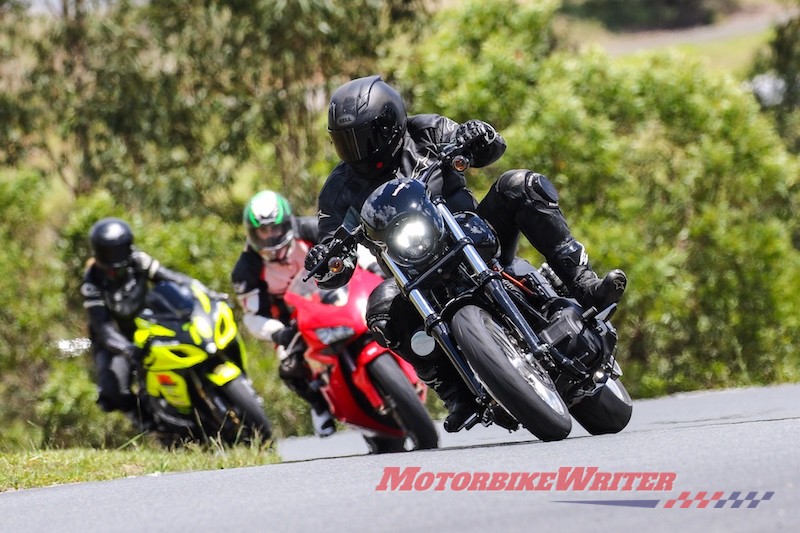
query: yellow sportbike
133 281 272 446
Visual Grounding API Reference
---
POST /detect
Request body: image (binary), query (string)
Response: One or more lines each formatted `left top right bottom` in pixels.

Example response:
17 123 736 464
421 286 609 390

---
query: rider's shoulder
408 114 458 144
231 247 262 286
408 113 451 131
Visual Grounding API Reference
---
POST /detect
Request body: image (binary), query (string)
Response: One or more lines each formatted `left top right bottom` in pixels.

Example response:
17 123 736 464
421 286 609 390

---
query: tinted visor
329 108 401 163
248 221 293 251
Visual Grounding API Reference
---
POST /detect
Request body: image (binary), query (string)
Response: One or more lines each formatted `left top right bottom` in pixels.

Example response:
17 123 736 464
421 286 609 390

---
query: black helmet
328 75 407 179
89 217 134 274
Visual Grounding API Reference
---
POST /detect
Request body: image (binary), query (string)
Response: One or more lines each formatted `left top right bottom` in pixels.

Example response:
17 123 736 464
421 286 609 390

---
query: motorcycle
131 281 272 446
284 258 439 453
306 137 633 442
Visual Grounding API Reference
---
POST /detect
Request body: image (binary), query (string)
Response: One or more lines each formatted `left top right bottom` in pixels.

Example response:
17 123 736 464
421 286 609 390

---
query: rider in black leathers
306 75 627 432
81 217 224 428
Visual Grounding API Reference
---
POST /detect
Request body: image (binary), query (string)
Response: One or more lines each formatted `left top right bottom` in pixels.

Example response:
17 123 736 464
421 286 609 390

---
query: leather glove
305 243 330 275
455 119 496 149
121 343 141 362
271 325 296 347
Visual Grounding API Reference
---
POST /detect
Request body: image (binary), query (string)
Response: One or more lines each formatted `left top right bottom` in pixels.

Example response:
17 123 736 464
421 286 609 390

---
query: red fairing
283 264 427 439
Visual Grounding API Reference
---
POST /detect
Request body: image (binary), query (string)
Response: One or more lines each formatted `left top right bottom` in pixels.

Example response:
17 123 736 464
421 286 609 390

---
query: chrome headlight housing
390 216 440 265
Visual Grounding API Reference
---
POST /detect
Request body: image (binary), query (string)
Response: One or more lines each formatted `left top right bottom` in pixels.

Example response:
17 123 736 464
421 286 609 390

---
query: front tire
451 305 571 441
569 377 632 435
219 376 273 444
367 353 439 451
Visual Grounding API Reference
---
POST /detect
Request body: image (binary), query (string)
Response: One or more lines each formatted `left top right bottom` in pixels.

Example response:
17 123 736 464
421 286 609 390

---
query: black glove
305 243 330 274
121 343 140 362
455 119 496 149
271 325 296 347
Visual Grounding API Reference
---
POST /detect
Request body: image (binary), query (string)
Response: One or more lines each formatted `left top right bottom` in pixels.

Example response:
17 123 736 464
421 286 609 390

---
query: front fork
382 201 569 398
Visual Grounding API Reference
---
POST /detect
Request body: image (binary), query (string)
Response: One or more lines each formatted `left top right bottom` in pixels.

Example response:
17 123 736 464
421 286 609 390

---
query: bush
384 0 800 397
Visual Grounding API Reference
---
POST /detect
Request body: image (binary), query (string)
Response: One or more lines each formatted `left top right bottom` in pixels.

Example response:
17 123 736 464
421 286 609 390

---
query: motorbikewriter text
375 466 677 492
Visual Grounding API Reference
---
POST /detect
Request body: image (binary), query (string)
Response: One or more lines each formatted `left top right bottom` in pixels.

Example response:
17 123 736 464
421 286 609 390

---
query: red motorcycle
283 262 439 453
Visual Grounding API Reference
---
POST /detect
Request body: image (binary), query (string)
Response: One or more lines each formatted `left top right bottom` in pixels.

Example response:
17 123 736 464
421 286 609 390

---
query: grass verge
0 437 279 492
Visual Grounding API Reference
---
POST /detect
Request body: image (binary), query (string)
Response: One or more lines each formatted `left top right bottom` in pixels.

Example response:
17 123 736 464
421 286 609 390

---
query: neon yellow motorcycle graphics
133 283 246 414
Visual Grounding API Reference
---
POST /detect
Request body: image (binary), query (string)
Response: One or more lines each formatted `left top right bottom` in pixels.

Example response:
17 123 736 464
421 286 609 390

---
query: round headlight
391 217 437 263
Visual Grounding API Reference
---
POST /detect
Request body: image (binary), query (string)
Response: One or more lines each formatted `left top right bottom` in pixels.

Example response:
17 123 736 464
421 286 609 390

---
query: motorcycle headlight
390 217 439 265
315 326 356 345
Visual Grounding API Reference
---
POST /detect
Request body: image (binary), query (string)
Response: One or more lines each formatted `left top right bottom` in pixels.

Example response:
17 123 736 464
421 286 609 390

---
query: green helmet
243 191 294 260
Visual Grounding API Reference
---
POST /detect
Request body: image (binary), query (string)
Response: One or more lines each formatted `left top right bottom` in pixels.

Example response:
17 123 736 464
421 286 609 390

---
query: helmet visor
329 108 401 163
248 221 293 251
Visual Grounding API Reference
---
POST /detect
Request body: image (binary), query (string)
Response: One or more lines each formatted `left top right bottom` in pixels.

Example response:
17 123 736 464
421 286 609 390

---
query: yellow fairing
207 361 242 386
146 370 192 411
214 303 238 349
143 343 209 372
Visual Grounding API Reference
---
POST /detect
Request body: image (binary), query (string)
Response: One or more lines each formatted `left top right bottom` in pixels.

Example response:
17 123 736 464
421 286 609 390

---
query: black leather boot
417 363 477 433
549 238 627 310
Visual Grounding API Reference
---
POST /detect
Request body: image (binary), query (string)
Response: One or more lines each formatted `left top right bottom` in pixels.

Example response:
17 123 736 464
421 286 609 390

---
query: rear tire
451 305 571 441
569 378 632 435
367 353 439 451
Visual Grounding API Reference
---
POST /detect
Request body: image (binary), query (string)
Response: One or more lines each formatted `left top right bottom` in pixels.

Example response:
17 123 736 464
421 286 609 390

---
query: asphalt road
1 383 798 532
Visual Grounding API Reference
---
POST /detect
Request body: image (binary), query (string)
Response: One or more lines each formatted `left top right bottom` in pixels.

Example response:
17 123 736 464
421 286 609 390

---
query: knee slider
497 169 559 206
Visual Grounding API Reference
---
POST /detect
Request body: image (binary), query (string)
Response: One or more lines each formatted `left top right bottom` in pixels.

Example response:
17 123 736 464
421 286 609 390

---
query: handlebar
303 137 484 282
302 225 365 282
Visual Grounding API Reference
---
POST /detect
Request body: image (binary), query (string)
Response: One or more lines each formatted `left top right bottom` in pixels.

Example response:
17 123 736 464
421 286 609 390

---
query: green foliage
0 169 70 450
750 7 800 152
36 358 136 449
560 0 739 31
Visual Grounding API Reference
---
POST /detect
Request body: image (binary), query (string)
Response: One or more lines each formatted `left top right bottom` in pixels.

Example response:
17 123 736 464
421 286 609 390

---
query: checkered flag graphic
663 491 775 509
664 491 725 508
713 491 775 509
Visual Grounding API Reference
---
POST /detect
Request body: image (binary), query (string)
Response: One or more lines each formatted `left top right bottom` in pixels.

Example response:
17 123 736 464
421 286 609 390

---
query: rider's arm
231 250 286 342
132 250 193 285
294 215 320 245
81 269 134 355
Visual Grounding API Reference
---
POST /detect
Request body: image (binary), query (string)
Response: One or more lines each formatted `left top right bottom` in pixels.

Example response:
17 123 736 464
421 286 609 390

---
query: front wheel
451 305 571 441
367 353 439 451
569 377 633 435
219 376 273 445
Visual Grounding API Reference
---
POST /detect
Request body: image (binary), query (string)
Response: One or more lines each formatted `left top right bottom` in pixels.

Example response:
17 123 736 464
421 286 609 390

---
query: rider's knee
495 169 559 207
366 279 404 349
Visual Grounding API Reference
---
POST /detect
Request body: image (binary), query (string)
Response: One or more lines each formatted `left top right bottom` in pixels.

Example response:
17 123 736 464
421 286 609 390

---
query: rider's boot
309 399 336 438
548 238 627 310
418 363 477 433
280 347 337 437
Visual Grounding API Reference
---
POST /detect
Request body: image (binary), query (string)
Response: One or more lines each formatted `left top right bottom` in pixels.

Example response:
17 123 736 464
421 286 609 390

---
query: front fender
352 342 391 409
206 361 242 387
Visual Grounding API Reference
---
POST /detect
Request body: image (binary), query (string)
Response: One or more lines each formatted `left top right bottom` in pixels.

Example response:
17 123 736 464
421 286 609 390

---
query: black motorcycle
307 139 632 442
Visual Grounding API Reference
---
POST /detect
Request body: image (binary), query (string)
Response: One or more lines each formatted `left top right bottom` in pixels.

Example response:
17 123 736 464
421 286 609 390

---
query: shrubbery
1 0 799 449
